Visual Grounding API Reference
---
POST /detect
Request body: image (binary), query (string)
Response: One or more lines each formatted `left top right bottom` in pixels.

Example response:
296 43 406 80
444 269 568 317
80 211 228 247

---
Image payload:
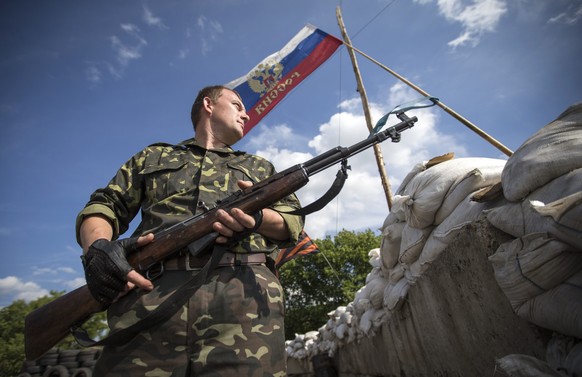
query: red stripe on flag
243 35 341 135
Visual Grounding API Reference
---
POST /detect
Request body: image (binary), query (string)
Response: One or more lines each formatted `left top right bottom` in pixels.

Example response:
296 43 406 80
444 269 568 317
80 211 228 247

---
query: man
76 85 304 376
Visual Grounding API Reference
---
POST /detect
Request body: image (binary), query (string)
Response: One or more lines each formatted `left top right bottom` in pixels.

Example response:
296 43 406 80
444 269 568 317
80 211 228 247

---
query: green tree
279 229 380 340
0 291 107 376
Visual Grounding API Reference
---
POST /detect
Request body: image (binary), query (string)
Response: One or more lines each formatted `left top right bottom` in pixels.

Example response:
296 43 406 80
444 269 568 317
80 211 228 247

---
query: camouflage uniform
76 138 303 376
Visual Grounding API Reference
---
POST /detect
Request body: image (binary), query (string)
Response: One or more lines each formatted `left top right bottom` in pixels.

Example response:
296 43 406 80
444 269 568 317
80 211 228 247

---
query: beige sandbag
433 164 504 224
398 224 433 265
383 277 410 312
496 354 563 377
420 189 499 267
395 162 427 196
380 221 405 272
501 102 582 202
531 191 582 251
489 233 582 310
486 168 582 249
399 158 506 228
516 269 582 339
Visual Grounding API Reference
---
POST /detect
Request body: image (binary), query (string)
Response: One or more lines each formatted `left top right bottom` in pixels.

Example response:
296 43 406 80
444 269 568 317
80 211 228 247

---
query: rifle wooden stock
25 285 104 361
24 113 418 361
24 167 310 361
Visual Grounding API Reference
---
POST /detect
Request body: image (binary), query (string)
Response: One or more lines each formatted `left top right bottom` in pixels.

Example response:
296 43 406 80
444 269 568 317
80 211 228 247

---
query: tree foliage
0 291 107 376
279 229 380 340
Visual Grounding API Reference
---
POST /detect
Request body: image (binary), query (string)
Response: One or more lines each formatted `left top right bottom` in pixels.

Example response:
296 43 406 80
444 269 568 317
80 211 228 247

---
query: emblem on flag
248 62 284 95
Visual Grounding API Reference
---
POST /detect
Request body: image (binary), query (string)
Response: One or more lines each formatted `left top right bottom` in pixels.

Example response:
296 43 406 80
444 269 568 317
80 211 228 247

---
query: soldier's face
209 89 249 143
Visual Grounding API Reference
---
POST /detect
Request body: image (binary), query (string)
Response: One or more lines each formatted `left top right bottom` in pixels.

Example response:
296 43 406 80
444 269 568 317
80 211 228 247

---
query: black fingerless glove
81 237 138 306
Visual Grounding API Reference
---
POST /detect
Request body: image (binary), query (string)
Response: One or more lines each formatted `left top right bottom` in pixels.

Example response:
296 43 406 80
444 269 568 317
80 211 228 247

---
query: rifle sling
72 244 228 348
283 160 349 217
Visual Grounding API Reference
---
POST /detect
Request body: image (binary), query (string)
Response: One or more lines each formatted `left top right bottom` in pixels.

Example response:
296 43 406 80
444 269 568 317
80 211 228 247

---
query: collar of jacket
179 138 245 155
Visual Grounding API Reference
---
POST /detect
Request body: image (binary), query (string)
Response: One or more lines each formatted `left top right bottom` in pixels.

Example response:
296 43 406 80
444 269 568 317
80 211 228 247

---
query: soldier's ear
203 97 214 114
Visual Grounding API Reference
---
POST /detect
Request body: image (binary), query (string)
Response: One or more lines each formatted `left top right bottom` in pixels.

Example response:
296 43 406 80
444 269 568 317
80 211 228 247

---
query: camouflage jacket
75 138 304 254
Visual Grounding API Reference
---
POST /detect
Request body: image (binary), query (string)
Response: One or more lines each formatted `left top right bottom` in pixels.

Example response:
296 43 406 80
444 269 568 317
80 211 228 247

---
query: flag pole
337 38 513 157
336 6 395 210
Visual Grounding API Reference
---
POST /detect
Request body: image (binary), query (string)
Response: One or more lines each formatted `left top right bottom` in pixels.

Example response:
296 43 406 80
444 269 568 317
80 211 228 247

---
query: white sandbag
486 168 582 245
531 191 582 251
420 191 495 268
516 269 582 339
383 277 410 311
381 210 403 231
380 221 405 272
564 342 582 376
433 164 504 225
399 224 433 265
390 195 412 224
496 354 563 377
400 158 507 228
368 248 381 269
546 335 582 375
502 102 582 202
352 286 371 316
396 162 427 196
388 263 405 283
488 233 582 310
365 267 383 284
368 276 390 309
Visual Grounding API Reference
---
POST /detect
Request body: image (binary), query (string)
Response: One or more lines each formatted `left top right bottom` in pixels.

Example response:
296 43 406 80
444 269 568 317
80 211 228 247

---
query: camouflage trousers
93 263 286 377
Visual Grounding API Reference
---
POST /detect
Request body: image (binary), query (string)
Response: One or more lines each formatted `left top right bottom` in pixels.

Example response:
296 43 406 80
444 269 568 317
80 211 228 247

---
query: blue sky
1 0 581 306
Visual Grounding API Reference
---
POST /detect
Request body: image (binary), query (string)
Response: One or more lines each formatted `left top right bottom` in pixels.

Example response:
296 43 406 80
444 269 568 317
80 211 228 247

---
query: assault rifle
24 110 418 361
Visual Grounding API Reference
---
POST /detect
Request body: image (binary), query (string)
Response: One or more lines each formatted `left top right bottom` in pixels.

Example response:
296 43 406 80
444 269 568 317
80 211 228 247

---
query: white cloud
32 266 77 276
548 3 582 25
414 0 508 48
0 276 49 305
112 23 147 67
85 64 102 84
246 83 466 239
143 6 168 29
197 16 224 56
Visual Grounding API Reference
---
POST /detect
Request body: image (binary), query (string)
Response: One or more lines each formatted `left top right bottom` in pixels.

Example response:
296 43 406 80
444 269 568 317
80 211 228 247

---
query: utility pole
336 6 395 209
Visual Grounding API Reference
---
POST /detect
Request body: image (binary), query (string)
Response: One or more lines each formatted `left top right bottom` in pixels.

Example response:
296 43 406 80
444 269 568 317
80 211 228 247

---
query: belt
162 251 266 271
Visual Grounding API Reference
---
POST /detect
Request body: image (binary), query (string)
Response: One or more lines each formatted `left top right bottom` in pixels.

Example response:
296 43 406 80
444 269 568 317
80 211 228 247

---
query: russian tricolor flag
226 25 343 135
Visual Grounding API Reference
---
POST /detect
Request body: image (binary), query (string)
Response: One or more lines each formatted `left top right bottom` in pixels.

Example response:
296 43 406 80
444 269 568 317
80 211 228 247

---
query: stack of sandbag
302 247 395 357
486 102 582 340
285 331 319 360
496 333 582 377
351 248 390 336
380 154 507 314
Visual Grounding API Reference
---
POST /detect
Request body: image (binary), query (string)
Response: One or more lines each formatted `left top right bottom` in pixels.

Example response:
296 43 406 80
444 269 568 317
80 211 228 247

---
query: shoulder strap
283 160 349 217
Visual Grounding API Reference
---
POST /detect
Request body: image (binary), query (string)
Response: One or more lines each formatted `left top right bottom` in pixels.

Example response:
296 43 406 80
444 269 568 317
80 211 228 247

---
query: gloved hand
81 237 138 306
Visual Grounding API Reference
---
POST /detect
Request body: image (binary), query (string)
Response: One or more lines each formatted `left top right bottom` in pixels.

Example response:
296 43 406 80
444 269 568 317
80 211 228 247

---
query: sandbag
433 164 503 224
406 191 496 281
531 191 582 251
501 102 582 202
399 224 433 265
487 168 582 249
380 221 405 272
398 158 506 228
488 232 582 310
383 277 410 312
516 268 582 339
496 354 563 377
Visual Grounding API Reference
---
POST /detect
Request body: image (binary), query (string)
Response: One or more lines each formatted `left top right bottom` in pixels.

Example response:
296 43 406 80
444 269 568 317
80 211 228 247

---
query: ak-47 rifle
24 110 419 361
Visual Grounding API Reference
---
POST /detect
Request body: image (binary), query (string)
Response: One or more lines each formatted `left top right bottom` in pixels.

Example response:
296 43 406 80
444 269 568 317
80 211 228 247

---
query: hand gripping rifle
24 109 420 361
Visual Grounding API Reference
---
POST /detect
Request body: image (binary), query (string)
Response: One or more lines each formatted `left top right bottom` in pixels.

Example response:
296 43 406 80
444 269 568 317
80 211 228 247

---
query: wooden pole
338 40 513 157
336 6 395 209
